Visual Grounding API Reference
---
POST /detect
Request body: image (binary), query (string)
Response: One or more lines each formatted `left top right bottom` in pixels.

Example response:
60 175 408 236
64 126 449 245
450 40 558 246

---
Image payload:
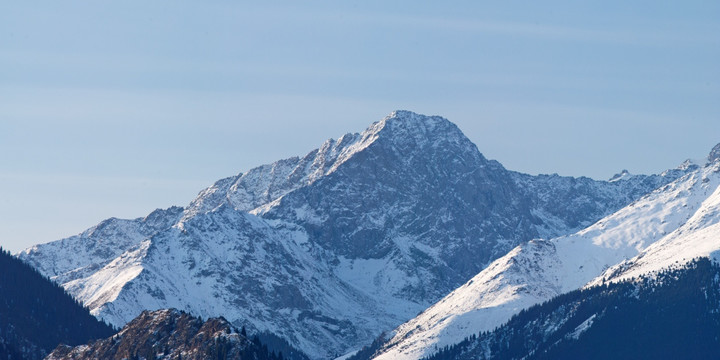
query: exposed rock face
46 309 286 360
19 111 691 359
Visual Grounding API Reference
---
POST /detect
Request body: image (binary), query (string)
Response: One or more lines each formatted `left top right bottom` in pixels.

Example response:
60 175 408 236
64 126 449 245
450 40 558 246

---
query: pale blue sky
1 1 719 252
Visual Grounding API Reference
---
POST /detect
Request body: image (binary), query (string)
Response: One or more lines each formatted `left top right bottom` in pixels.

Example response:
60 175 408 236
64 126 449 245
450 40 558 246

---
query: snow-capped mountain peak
708 142 720 164
375 110 467 145
609 169 632 182
181 111 472 222
17 111 699 359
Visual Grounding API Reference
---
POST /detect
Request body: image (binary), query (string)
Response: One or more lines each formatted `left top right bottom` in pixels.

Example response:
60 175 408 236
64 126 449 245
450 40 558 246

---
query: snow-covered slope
67 204 422 359
372 145 720 360
420 258 720 360
17 111 688 359
593 156 720 284
18 206 183 284
511 160 697 239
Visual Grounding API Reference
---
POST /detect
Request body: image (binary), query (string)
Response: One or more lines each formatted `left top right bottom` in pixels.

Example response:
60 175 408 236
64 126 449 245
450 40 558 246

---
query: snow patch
567 314 596 340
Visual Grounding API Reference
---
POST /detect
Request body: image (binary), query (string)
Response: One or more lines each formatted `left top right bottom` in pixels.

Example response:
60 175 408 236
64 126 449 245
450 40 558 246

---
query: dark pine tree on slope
0 247 115 360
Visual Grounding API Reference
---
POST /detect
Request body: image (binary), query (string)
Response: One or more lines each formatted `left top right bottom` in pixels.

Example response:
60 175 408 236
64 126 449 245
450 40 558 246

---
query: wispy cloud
292 8 720 47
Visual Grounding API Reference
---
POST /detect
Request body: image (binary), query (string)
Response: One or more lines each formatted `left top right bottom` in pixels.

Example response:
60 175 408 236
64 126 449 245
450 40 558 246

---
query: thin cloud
299 9 720 47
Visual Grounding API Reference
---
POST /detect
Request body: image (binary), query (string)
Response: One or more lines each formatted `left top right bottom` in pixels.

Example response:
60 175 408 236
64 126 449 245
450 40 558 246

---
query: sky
1 1 719 252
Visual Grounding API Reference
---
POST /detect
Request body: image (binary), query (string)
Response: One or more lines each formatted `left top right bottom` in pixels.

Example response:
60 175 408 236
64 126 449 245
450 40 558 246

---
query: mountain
17 111 689 359
423 258 720 360
591 144 720 284
46 308 299 360
18 206 184 285
0 247 115 360
369 143 720 360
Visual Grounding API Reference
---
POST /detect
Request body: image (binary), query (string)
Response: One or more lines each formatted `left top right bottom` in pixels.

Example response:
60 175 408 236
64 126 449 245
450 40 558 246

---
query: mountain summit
18 111 691 359
708 142 720 164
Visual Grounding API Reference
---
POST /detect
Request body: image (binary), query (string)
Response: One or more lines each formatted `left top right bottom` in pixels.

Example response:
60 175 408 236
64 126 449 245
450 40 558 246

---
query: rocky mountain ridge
46 309 291 360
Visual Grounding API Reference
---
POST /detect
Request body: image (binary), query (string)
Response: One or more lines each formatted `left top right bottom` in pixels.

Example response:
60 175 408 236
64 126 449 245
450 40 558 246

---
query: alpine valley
14 111 720 359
